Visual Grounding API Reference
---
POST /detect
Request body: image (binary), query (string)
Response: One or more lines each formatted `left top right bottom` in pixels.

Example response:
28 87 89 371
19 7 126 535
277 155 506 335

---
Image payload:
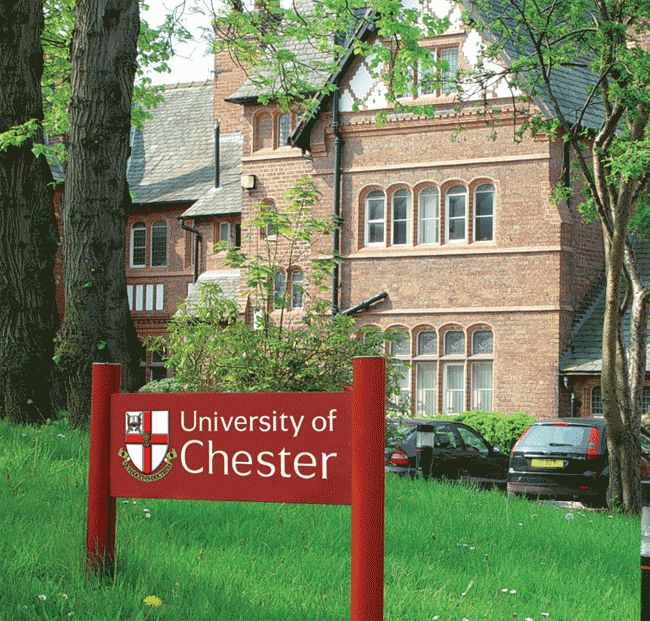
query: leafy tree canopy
0 0 191 162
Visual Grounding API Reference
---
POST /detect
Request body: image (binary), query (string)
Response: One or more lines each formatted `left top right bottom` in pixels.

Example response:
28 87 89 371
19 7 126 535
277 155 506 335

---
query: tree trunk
619 244 649 512
0 0 58 423
59 0 144 427
600 222 627 505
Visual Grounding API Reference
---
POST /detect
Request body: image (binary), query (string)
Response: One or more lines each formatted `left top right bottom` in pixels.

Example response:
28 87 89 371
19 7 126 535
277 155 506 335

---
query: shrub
453 410 535 451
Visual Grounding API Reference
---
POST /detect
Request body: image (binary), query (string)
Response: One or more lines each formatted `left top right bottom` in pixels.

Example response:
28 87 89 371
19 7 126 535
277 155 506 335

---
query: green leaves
34 0 191 158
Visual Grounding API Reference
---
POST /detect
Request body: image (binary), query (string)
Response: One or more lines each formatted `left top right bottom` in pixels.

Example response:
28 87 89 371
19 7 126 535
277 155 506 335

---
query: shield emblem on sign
124 411 170 475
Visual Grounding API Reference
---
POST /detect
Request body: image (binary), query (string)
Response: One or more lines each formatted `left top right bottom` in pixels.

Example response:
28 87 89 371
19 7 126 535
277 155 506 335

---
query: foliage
0 0 190 161
451 410 535 452
147 178 399 395
208 0 451 116
138 377 186 393
215 0 649 512
145 282 395 394
386 410 535 452
218 177 337 319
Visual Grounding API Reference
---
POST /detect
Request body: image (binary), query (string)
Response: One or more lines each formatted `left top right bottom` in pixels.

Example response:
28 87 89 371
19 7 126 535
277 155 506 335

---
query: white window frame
443 362 465 415
417 47 459 97
473 184 495 243
445 186 467 244
418 187 439 245
439 47 459 95
220 222 237 247
471 360 493 411
130 222 146 268
391 189 411 246
591 386 603 417
416 361 437 416
364 190 386 246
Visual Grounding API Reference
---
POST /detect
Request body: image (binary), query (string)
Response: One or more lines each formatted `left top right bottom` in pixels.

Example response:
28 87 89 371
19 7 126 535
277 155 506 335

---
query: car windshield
516 425 596 454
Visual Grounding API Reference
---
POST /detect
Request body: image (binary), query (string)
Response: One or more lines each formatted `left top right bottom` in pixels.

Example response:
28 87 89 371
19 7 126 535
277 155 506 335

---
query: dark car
385 419 509 488
508 418 650 507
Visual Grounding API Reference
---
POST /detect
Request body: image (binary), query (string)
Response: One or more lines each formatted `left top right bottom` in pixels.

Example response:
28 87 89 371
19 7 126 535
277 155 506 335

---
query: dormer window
418 46 459 97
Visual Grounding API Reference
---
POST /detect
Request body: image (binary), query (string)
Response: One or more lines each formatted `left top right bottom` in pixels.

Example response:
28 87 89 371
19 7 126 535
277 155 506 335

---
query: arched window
417 331 437 356
444 330 465 355
365 190 385 245
389 330 410 356
445 185 467 242
591 386 603 416
389 329 410 407
255 113 272 150
470 330 493 411
273 271 286 309
290 270 303 309
151 220 167 267
418 188 439 244
474 184 495 242
391 189 411 245
130 222 146 268
415 330 437 416
442 329 465 414
472 330 493 354
277 113 291 147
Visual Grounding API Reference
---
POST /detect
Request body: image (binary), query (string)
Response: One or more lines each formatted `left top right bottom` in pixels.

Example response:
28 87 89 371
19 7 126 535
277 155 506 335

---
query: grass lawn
0 418 641 620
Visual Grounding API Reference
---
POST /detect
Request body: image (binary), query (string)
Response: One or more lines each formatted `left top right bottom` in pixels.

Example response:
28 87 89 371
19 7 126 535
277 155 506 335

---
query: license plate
530 458 564 468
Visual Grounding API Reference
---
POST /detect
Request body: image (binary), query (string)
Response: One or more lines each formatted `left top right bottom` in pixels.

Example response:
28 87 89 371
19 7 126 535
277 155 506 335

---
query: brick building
216 0 613 419
103 0 645 415
124 80 243 378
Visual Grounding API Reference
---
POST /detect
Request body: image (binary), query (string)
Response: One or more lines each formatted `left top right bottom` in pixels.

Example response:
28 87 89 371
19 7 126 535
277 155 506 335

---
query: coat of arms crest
118 410 176 482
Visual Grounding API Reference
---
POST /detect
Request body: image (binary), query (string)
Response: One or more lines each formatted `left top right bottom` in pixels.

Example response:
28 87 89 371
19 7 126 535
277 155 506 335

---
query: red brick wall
125 205 194 337
214 49 248 132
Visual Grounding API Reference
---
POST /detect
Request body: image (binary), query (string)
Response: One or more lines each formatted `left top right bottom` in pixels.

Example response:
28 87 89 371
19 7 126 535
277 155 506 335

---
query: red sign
110 392 352 505
86 357 385 621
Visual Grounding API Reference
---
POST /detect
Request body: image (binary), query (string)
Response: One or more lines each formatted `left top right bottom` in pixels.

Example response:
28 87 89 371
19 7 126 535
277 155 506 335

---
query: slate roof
229 0 604 149
226 0 334 103
183 269 242 313
127 81 216 204
181 132 243 218
462 0 604 130
561 244 650 374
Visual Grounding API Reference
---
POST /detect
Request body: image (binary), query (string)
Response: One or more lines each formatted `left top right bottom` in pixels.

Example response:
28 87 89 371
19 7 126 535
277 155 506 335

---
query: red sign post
86 356 385 620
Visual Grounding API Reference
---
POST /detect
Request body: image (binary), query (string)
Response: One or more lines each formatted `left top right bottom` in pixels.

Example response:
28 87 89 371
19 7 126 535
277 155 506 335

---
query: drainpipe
214 123 220 188
342 291 388 316
331 83 343 315
179 217 201 284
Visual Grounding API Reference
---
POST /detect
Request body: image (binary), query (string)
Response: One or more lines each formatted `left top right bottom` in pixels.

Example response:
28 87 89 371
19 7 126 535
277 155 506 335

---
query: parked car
385 419 509 488
507 418 650 507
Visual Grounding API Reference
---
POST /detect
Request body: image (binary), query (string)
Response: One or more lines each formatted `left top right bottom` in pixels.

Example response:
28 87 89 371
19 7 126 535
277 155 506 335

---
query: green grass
0 418 641 621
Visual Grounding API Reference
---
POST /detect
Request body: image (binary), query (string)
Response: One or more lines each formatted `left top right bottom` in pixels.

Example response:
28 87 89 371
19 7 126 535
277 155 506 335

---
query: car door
430 424 464 480
455 424 506 486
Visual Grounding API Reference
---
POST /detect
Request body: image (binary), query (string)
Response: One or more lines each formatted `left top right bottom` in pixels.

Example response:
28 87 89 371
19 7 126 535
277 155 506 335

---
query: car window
457 426 489 454
516 424 597 454
434 425 461 450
